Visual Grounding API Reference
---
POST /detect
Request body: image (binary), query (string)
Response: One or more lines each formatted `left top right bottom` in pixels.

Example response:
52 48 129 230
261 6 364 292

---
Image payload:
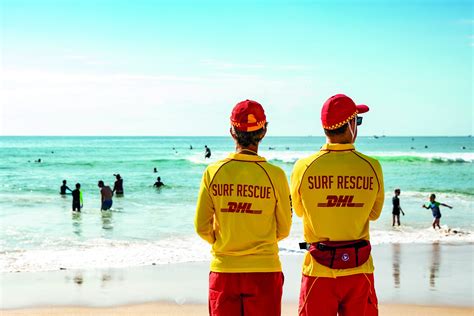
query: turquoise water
0 136 472 272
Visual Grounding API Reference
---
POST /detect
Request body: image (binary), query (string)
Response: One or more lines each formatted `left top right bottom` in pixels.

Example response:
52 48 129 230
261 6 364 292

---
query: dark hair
63 180 66 184
76 183 81 188
394 188 400 193
233 124 267 147
430 193 436 199
324 123 348 136
98 180 104 187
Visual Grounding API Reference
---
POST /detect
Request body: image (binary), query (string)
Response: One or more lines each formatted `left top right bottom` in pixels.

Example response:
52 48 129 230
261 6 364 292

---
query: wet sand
2 303 474 316
1 244 473 313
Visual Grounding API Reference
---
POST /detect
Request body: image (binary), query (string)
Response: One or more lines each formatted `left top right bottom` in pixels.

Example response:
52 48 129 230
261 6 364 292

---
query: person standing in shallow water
392 189 405 226
195 100 292 316
71 183 83 212
60 180 72 195
204 145 211 159
154 177 164 188
422 193 453 229
98 180 113 211
113 174 124 196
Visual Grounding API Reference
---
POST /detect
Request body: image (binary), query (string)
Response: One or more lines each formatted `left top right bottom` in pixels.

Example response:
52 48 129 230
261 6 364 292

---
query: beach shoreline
1 243 472 312
2 302 473 316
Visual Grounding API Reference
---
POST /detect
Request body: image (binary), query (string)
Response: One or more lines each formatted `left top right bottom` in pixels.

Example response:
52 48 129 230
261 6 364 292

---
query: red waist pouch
308 240 371 269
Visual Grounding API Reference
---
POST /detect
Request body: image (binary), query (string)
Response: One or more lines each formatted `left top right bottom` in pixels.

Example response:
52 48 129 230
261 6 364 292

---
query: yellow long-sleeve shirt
291 143 384 277
195 152 292 273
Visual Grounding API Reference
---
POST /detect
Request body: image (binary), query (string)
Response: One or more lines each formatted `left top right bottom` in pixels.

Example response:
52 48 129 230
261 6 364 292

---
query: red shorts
298 273 378 316
209 271 284 316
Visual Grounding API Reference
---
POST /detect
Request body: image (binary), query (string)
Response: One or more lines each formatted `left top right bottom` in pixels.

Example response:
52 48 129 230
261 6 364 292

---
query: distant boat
373 135 379 139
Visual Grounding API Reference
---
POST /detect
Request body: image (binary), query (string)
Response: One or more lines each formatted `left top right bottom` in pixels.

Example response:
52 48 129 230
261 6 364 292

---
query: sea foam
1 227 472 273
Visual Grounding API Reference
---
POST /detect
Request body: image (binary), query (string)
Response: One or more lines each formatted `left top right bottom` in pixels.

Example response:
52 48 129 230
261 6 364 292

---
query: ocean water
0 136 473 272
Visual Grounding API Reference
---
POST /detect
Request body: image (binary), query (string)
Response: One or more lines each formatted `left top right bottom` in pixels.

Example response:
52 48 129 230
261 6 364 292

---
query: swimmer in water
60 180 72 195
204 145 211 159
112 174 124 196
154 177 164 188
72 183 83 212
98 180 113 211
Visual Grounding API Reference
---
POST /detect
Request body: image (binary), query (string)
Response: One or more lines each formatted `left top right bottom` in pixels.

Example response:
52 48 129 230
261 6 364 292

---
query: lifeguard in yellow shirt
195 100 292 316
291 94 384 316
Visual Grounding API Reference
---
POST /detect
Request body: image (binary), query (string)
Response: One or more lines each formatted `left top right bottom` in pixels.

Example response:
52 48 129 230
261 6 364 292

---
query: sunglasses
356 116 363 126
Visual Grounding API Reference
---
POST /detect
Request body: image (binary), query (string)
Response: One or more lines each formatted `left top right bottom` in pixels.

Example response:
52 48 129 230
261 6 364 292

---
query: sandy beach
1 244 472 315
2 303 473 316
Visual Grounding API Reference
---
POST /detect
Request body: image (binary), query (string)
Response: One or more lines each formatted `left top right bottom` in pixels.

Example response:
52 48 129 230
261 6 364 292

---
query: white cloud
63 55 90 61
200 59 314 72
201 59 265 70
1 67 318 135
1 69 204 85
62 54 112 66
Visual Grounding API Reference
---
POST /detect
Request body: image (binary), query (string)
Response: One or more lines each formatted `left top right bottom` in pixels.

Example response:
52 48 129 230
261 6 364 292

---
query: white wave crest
368 152 474 163
0 236 211 273
183 150 473 165
277 226 473 257
370 226 473 244
2 226 472 273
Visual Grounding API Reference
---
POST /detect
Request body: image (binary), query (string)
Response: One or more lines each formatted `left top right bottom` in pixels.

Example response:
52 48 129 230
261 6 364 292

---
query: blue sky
1 0 472 136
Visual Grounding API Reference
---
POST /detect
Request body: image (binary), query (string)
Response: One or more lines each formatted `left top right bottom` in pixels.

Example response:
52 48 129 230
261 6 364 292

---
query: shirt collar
321 143 355 151
227 152 267 162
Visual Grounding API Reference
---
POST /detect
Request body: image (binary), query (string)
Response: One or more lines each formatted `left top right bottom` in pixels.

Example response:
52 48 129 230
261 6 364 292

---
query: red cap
321 94 369 130
230 100 267 132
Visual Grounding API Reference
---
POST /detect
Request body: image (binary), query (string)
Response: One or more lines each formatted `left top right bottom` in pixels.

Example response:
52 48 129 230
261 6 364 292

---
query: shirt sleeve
194 170 216 244
290 159 305 218
274 170 292 241
369 160 384 221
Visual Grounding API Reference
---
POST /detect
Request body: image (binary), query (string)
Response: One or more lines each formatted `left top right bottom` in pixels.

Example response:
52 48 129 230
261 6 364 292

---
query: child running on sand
422 194 453 229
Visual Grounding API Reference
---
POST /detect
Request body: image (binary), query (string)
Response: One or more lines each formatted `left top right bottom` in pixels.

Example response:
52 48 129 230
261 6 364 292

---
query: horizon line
0 135 472 138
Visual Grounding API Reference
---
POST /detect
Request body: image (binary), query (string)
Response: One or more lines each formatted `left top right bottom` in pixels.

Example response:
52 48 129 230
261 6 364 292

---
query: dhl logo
317 195 364 208
221 202 262 214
